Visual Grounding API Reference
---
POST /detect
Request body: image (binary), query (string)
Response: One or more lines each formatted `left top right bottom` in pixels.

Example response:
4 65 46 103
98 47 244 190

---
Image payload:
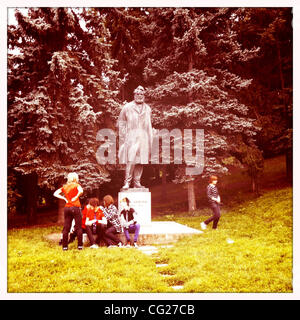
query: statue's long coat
118 101 153 164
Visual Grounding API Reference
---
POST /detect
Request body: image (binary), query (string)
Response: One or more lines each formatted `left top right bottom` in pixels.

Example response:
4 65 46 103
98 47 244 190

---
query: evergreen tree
8 8 121 222
139 8 261 211
102 7 148 101
232 8 292 181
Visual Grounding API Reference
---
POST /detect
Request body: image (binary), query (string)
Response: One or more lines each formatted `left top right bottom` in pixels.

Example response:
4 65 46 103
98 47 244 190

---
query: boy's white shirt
98 217 107 225
120 205 138 227
209 183 221 203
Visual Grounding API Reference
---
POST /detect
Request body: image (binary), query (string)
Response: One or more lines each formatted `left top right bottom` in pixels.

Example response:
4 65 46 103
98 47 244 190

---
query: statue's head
134 85 145 104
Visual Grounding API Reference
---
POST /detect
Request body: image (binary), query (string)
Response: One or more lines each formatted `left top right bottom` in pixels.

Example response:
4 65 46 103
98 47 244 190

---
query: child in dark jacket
201 175 221 230
119 197 140 247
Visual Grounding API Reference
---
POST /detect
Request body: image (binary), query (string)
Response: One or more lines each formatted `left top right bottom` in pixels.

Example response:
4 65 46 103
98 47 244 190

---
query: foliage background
4 5 296 297
7 7 292 223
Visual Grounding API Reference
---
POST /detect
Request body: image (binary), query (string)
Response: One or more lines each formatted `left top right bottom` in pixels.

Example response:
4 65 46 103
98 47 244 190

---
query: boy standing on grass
201 175 221 230
54 172 83 251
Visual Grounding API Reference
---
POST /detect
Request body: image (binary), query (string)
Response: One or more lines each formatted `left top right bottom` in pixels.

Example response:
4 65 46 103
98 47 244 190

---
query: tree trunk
276 38 292 182
186 52 197 212
97 189 102 202
276 39 285 92
187 180 196 212
161 165 167 200
57 199 65 224
251 174 259 196
121 85 125 101
286 148 293 183
24 173 38 225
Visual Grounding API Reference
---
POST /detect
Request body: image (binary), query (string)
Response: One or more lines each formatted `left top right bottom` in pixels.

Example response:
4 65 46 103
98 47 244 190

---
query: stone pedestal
118 188 151 225
45 222 203 246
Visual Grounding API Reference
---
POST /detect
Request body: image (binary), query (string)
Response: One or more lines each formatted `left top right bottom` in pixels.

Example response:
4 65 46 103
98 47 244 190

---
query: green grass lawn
7 186 292 293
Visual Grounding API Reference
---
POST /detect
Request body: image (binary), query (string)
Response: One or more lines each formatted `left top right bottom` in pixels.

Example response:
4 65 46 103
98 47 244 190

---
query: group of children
54 172 140 251
54 172 222 251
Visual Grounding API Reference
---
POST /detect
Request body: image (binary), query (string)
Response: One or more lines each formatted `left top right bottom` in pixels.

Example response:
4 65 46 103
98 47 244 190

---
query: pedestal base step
45 221 202 246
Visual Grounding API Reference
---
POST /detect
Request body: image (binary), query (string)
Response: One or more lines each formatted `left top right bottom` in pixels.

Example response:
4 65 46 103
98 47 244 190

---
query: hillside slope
150 155 291 216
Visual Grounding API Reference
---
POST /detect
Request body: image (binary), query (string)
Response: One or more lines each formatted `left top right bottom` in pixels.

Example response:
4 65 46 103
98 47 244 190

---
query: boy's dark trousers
62 206 83 249
205 203 221 229
103 226 121 246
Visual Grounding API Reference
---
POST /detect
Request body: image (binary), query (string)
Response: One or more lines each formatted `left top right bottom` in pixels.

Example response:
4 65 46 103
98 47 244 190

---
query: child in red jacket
54 172 83 250
66 198 107 248
83 197 107 248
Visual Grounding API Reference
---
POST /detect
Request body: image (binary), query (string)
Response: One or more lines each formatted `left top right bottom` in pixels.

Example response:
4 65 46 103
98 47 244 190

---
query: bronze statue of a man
118 86 153 189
